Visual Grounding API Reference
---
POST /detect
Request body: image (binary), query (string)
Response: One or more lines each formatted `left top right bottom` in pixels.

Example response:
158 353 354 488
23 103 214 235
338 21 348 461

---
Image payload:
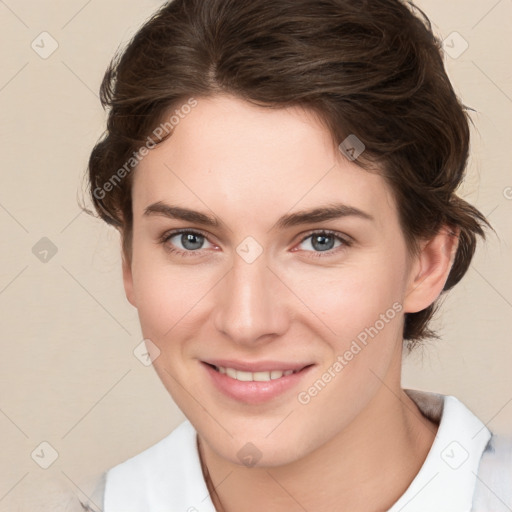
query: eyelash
158 228 352 258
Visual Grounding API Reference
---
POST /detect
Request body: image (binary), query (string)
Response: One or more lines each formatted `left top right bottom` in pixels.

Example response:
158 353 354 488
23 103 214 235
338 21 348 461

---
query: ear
403 226 459 314
122 251 137 308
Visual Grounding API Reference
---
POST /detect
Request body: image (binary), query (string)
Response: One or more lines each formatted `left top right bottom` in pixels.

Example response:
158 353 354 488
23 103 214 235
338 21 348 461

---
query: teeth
226 367 237 379
253 371 272 381
236 370 253 382
215 366 298 382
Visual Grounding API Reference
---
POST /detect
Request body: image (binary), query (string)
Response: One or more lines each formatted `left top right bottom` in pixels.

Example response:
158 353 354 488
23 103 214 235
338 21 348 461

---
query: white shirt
93 389 511 512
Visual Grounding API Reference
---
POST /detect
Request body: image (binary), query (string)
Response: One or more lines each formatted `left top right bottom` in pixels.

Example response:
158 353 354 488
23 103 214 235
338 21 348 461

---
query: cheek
131 259 215 400
130 247 216 342
283 252 407 349
288 261 406 436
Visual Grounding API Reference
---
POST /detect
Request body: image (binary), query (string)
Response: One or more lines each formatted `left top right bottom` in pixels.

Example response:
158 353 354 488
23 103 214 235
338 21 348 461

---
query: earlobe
403 227 459 314
122 252 137 308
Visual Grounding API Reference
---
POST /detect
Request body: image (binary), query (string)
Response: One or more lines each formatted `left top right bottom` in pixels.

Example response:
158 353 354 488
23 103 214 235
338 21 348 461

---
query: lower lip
203 363 313 405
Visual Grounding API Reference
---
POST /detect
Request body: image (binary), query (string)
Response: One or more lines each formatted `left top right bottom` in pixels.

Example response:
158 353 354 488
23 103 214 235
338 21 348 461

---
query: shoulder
107 420 196 478
38 472 106 512
472 433 512 511
103 420 214 512
106 421 196 487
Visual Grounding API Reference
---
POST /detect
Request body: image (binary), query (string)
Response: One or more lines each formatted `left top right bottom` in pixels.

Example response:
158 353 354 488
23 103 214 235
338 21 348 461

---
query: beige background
0 0 511 509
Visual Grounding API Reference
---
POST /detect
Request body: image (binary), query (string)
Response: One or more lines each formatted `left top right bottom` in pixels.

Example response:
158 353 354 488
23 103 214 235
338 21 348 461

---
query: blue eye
160 229 214 256
296 230 350 257
159 228 351 259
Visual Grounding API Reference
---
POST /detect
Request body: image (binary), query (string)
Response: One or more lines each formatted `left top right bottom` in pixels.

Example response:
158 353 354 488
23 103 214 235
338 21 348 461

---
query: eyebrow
143 201 373 230
274 203 373 230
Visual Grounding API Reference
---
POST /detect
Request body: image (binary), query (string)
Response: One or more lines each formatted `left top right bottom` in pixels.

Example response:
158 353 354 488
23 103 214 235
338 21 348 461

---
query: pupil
182 233 203 250
312 234 334 252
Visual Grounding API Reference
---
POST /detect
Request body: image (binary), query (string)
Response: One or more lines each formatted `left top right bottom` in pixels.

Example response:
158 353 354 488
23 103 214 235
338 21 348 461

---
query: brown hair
87 0 490 346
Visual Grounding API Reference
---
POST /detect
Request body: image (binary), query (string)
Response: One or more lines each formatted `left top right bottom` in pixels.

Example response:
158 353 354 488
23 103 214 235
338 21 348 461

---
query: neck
199 385 438 512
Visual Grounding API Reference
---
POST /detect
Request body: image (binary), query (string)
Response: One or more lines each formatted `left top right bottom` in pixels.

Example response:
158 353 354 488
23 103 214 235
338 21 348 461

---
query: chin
202 425 311 468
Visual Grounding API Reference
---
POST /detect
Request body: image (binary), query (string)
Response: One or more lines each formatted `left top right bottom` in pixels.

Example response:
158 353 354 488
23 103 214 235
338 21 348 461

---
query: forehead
133 95 397 229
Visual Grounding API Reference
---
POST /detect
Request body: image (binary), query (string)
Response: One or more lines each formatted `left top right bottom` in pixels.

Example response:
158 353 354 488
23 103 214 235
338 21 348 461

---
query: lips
202 359 314 404
212 365 301 382
203 359 310 373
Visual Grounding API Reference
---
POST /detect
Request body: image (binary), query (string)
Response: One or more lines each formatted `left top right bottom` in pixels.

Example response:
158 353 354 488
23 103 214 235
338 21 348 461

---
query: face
124 94 421 467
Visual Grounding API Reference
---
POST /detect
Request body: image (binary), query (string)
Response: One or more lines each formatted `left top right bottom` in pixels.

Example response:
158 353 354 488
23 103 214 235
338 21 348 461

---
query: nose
212 253 290 347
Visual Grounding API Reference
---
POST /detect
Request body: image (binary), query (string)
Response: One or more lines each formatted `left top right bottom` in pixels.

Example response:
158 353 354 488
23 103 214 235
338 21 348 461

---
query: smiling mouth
206 363 309 382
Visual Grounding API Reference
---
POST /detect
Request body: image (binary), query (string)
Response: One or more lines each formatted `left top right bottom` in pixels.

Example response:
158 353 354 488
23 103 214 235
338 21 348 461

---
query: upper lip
202 359 313 373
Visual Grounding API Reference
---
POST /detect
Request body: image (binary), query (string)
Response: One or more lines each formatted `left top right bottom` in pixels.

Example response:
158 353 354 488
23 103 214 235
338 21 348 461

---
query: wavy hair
87 0 490 346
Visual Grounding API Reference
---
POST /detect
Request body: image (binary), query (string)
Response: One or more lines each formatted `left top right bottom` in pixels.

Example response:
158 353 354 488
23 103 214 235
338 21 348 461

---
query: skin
122 94 458 511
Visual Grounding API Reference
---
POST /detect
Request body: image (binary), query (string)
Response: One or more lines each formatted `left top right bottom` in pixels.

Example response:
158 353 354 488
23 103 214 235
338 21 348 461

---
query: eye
295 230 351 257
159 229 216 256
159 228 350 258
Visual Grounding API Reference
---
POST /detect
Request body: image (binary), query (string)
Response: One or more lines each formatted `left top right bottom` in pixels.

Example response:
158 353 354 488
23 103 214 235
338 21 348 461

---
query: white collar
388 389 491 511
105 419 216 512
104 389 491 512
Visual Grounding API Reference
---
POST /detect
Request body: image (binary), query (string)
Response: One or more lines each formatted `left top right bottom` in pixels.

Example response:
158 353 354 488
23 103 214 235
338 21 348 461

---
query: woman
81 0 512 510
